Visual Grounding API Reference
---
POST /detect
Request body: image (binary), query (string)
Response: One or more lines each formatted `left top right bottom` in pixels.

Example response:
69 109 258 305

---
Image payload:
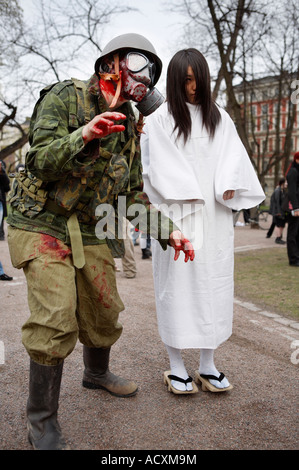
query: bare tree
0 0 25 165
259 0 299 184
0 0 136 166
164 0 298 186
234 0 298 186
165 1 269 149
12 0 137 88
0 0 23 64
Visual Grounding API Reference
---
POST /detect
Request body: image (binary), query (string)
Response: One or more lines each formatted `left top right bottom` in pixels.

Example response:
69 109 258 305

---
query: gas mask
99 52 164 116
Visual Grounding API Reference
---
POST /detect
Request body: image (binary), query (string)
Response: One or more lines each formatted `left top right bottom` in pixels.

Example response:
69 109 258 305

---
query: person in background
140 232 152 259
0 160 10 241
286 152 299 266
0 162 13 280
0 261 13 281
121 219 137 278
268 178 287 245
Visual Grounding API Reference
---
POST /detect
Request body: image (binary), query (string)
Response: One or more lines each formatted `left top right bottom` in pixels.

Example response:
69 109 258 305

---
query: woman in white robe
140 48 265 394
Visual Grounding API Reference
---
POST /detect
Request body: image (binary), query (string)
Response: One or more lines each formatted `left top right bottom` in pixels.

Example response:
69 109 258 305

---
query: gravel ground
0 221 298 452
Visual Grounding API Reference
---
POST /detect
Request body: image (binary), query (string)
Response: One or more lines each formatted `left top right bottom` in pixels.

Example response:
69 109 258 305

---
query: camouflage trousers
7 226 124 365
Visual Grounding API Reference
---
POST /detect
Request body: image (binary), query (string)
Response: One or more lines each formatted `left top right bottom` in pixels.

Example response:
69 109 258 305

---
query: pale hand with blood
82 112 126 143
169 230 195 262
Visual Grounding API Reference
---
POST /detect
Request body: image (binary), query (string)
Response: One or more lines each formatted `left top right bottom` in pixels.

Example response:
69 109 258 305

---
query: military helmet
95 33 162 85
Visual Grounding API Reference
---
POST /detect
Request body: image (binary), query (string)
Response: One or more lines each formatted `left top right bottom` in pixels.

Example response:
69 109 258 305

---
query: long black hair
166 48 221 143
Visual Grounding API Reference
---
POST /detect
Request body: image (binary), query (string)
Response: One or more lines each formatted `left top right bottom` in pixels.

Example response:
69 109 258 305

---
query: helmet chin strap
99 53 122 109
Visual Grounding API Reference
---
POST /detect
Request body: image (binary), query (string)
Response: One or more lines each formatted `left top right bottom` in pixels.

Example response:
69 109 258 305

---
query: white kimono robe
140 102 265 349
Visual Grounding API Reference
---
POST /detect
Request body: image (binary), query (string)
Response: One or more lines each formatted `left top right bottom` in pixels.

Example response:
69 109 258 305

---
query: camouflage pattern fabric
7 226 124 364
7 74 176 257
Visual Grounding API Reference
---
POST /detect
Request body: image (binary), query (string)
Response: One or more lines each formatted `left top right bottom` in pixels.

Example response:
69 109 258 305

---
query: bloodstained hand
169 231 195 262
82 112 126 143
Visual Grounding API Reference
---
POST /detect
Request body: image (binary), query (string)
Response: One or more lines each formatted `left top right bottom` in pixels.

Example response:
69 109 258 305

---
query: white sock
199 348 230 389
165 345 193 391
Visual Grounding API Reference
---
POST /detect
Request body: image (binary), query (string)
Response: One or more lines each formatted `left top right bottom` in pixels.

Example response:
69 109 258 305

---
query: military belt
44 199 85 269
45 199 73 217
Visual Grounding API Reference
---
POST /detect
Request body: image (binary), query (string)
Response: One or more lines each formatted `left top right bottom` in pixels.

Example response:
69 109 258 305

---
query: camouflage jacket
8 74 175 256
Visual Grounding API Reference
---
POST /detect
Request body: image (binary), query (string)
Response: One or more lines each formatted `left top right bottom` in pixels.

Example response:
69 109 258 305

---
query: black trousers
0 212 4 239
287 215 299 265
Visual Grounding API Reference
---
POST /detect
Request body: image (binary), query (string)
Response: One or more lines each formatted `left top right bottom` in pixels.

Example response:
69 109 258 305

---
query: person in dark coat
266 178 287 244
0 160 13 280
0 160 10 240
286 152 299 266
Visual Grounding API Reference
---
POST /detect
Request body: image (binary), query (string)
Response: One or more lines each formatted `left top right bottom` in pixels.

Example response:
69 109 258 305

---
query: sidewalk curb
234 298 299 331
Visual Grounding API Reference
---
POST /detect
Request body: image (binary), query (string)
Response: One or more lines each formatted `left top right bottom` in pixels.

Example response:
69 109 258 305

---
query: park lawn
234 247 299 320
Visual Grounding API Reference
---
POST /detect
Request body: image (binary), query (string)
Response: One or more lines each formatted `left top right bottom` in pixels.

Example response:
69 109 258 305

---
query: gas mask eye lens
127 52 149 72
100 62 111 73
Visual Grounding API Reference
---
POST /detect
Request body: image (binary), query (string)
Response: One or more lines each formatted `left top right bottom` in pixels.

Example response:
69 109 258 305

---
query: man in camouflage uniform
7 33 194 450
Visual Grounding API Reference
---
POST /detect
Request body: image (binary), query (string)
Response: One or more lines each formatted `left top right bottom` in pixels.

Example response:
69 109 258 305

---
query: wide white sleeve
140 111 204 204
214 111 265 210
140 110 204 250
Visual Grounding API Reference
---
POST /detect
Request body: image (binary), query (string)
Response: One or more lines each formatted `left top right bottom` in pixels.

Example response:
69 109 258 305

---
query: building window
262 119 268 131
250 105 256 116
257 104 261 115
262 104 268 115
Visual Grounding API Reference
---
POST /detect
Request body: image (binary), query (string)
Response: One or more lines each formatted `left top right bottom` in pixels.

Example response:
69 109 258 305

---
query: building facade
234 74 298 196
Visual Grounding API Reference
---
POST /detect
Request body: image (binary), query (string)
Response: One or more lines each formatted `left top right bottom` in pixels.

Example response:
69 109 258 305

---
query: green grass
234 248 299 320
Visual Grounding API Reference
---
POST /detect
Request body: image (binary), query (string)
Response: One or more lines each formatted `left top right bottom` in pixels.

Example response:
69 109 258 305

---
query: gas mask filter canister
135 87 165 116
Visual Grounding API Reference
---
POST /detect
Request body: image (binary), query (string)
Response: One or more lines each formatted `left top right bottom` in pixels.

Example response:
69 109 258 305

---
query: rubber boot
27 359 69 450
82 346 138 397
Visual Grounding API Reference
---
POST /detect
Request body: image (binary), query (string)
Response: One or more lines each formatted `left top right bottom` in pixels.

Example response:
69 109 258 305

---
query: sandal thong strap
168 374 193 384
200 372 225 383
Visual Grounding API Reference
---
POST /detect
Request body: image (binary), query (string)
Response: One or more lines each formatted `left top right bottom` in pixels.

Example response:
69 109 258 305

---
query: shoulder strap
31 78 92 132
28 82 59 143
71 78 92 125
29 80 81 141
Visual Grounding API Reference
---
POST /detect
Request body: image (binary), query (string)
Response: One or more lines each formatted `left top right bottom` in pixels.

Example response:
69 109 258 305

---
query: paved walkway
0 222 298 451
